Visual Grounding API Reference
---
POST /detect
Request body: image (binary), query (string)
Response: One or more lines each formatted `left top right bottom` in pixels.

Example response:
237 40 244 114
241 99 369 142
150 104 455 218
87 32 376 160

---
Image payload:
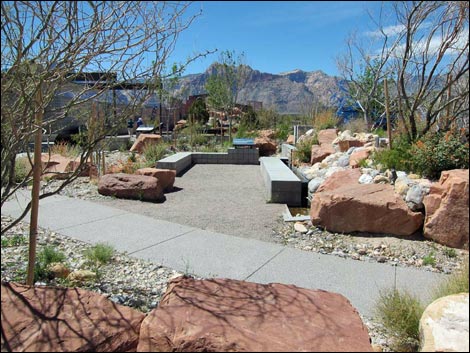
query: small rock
294 222 308 234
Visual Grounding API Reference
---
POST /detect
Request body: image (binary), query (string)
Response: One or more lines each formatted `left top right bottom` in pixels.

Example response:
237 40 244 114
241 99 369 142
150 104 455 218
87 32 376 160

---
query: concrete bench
259 157 302 206
156 152 192 176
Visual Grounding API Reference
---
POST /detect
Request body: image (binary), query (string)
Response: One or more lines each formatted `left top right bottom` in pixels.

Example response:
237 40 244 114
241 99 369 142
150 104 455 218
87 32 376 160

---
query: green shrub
142 142 170 166
443 247 457 258
371 136 414 172
1 234 27 247
375 288 424 352
275 121 292 141
422 251 436 267
35 246 67 282
432 260 469 300
410 129 469 180
295 135 318 164
84 243 114 266
313 110 340 130
15 157 32 184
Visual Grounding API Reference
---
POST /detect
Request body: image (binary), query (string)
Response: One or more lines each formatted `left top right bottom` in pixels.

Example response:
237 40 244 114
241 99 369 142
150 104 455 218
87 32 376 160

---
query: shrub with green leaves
34 245 67 282
295 135 318 164
410 129 469 180
84 243 114 266
371 136 414 172
375 288 424 352
15 157 32 184
432 260 469 300
142 142 170 167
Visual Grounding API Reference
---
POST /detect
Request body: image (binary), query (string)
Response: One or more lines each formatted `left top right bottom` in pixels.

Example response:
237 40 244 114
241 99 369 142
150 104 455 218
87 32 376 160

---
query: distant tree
189 97 209 124
240 105 258 128
338 1 469 141
1 1 209 284
205 50 249 141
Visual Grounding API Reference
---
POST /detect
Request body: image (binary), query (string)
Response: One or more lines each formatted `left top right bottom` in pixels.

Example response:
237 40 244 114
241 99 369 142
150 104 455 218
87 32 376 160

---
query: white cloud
365 24 406 38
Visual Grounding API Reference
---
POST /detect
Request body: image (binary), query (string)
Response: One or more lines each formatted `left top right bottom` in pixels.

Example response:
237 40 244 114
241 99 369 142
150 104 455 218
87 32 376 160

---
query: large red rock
338 139 365 152
317 129 339 145
423 169 469 249
310 183 423 236
130 134 162 154
349 148 374 168
41 154 97 179
317 168 362 193
254 136 277 156
1 282 145 352
310 144 336 164
135 168 176 192
137 277 373 352
98 173 164 201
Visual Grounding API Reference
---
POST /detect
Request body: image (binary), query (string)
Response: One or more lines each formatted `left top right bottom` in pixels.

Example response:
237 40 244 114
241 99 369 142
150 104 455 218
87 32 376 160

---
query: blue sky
168 1 385 77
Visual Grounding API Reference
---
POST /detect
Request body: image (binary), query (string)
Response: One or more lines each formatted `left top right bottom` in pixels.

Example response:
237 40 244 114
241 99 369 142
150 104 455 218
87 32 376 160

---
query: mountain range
174 64 349 114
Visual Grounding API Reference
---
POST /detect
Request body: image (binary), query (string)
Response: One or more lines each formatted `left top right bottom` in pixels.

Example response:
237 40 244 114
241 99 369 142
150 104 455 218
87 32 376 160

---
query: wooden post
27 86 43 286
384 78 392 149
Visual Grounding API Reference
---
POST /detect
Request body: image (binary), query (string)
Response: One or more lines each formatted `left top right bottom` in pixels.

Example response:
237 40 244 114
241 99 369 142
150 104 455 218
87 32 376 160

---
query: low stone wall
260 157 302 206
156 148 259 176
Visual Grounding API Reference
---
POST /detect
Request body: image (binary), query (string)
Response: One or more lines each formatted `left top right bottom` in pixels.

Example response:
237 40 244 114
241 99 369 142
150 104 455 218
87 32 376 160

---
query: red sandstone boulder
286 134 295 145
137 277 372 352
317 168 362 193
338 139 365 152
254 136 277 156
423 169 469 249
349 148 374 168
135 168 176 192
310 144 336 164
317 128 339 145
258 129 276 139
40 154 97 179
130 134 162 154
1 282 145 352
98 173 164 201
310 183 423 236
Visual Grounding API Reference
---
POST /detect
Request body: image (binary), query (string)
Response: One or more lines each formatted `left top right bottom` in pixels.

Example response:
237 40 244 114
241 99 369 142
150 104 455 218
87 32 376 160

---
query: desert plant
294 135 318 164
313 110 340 130
410 129 469 180
443 247 457 259
432 260 469 300
34 245 67 282
341 117 369 134
14 156 32 184
422 251 436 267
50 141 81 158
84 243 114 266
371 135 413 172
375 288 424 352
142 142 171 167
1 234 27 247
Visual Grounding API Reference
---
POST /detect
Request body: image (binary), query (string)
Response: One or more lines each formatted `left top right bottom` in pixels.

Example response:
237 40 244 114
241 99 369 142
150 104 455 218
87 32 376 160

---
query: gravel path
95 164 286 242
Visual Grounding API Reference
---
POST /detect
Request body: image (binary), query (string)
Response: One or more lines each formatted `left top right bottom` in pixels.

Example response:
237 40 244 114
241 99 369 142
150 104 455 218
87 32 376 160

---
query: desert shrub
375 288 424 352
371 135 414 172
142 142 170 166
51 141 81 157
295 135 318 163
275 120 292 141
410 129 469 180
432 260 469 300
35 245 67 281
313 110 340 130
84 243 114 266
235 123 258 139
15 156 32 183
422 251 436 267
341 117 369 134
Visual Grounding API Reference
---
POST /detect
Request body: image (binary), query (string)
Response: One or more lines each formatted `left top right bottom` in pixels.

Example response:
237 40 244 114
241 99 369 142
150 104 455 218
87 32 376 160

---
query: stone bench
260 157 302 206
156 149 259 176
156 152 192 176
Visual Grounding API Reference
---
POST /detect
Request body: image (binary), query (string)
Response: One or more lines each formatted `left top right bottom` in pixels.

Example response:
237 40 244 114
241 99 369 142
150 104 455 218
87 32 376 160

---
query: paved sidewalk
2 190 445 317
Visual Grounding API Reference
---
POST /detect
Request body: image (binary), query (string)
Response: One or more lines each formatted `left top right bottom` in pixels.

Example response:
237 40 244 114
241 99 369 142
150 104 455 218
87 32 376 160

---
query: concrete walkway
2 190 445 317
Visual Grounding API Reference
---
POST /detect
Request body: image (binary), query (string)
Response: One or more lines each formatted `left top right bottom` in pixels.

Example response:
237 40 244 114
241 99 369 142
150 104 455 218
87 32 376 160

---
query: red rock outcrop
137 277 373 352
1 282 145 352
310 144 336 164
135 168 176 192
349 148 374 168
423 169 469 249
254 137 277 156
98 173 164 201
317 168 362 193
41 154 97 179
310 183 423 236
338 139 365 152
317 128 339 145
130 134 162 154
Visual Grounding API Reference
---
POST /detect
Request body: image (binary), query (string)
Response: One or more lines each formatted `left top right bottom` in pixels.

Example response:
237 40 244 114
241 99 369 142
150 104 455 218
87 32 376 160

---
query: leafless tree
337 1 469 140
1 1 210 231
